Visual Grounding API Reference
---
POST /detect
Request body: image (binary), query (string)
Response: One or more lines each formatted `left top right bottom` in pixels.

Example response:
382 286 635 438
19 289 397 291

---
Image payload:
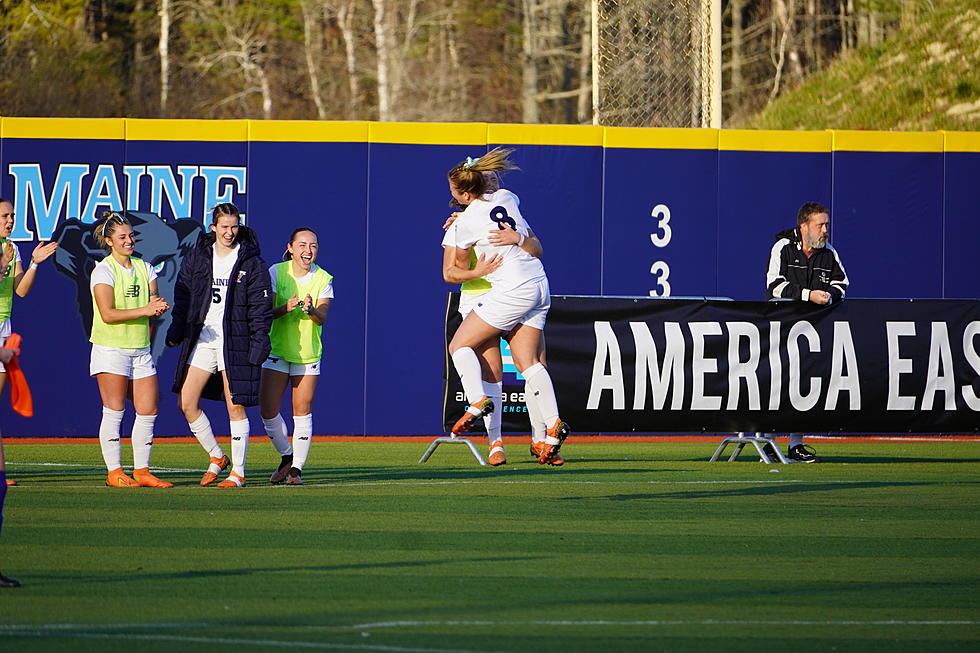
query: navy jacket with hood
166 226 273 406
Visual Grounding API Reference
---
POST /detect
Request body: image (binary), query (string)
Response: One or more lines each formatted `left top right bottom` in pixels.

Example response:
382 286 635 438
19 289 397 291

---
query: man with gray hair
764 201 849 462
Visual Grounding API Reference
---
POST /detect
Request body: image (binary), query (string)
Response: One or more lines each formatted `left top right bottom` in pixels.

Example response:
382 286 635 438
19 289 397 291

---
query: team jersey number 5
211 287 222 304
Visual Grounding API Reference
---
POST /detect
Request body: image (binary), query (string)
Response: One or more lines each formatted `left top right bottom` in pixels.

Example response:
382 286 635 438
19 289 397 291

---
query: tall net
592 0 718 128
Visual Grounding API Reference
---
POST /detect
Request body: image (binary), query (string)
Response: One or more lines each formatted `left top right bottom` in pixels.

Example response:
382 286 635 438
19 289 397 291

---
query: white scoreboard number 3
649 203 671 297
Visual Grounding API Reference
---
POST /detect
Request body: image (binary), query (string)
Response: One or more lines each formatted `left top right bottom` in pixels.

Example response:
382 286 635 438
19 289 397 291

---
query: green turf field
1 439 978 652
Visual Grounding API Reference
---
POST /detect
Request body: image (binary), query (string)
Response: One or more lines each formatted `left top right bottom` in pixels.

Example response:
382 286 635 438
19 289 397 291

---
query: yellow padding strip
1 117 124 140
126 119 248 142
604 127 718 150
720 129 830 152
248 120 369 142
488 123 603 147
942 131 980 153
831 130 942 153
369 122 487 146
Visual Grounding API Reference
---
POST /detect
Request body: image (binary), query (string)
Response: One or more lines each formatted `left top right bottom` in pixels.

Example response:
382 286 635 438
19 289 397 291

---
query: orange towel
4 333 32 417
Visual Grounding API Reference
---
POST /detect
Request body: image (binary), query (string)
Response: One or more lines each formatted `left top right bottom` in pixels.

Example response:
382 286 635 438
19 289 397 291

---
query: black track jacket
765 227 849 302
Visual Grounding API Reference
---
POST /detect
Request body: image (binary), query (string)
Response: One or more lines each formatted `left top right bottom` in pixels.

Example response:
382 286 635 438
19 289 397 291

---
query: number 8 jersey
451 189 546 292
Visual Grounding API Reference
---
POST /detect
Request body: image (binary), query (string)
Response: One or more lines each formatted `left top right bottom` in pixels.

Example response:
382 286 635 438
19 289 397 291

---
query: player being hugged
166 203 273 488
89 211 172 488
260 228 333 486
445 148 569 464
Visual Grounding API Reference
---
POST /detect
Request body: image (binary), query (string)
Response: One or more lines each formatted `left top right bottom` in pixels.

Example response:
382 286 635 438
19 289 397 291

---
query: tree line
0 0 925 126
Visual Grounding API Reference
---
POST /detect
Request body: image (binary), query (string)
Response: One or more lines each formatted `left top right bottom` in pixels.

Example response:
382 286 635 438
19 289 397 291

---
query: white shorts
0 320 9 374
458 292 485 317
472 277 550 332
188 342 226 373
262 356 321 377
90 344 156 380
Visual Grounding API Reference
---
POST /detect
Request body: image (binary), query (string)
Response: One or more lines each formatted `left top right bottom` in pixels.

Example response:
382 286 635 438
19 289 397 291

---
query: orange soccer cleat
199 454 230 486
530 438 564 466
216 471 245 488
133 467 174 488
5 478 16 487
537 419 570 465
451 396 494 435
488 439 507 466
105 468 140 488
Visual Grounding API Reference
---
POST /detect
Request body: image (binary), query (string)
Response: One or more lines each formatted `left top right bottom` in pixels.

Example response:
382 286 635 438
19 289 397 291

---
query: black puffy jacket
765 227 849 302
166 226 273 406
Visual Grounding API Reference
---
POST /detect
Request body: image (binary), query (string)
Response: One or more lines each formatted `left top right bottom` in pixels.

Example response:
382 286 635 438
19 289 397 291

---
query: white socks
131 414 156 469
263 414 292 456
188 412 223 459
483 381 502 445
451 347 486 404
98 407 124 471
229 418 250 476
524 384 547 443
292 414 313 470
789 433 804 448
522 362 559 426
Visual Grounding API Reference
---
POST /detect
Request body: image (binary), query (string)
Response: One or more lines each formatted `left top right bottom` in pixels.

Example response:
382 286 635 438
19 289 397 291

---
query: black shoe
761 443 782 463
788 444 821 463
269 454 294 484
286 467 303 486
0 572 21 588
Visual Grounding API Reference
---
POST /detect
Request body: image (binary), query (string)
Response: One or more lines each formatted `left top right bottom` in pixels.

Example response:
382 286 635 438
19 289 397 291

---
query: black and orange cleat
451 396 494 435
537 419 570 465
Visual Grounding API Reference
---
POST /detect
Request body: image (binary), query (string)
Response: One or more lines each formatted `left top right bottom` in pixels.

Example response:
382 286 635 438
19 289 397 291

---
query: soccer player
0 198 58 487
441 175 561 465
166 203 273 488
445 148 570 464
89 212 173 487
260 228 333 486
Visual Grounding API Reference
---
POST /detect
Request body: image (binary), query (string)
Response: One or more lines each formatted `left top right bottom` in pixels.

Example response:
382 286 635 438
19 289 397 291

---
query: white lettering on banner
727 322 761 410
631 322 685 410
825 322 861 410
768 322 782 410
6 162 247 240
587 321 625 410
962 322 980 410
922 322 956 410
690 322 723 410
787 321 821 411
586 318 980 413
887 321 916 410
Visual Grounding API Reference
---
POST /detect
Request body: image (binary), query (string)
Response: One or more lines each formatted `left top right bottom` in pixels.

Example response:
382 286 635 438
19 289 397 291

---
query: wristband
518 233 526 247
29 261 38 271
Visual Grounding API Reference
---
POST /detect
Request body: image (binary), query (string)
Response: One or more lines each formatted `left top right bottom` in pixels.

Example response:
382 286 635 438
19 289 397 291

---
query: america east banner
444 295 980 434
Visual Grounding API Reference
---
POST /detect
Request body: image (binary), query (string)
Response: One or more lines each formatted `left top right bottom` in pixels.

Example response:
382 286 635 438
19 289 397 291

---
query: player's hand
285 295 302 312
488 223 521 247
472 253 503 276
303 294 314 314
145 296 170 317
31 241 58 264
0 348 14 364
165 340 179 348
442 212 460 231
809 290 831 305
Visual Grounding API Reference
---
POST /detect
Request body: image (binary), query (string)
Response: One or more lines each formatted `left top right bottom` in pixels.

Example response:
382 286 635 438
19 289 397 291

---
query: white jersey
451 189 546 292
199 244 240 345
268 263 334 300
90 258 158 290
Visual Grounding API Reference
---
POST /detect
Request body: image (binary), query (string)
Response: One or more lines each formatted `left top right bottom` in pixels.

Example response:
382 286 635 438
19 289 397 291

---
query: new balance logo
125 284 140 298
298 436 310 441
232 436 242 441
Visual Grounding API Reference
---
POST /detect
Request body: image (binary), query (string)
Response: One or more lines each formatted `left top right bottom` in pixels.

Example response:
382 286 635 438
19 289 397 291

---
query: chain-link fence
592 0 718 128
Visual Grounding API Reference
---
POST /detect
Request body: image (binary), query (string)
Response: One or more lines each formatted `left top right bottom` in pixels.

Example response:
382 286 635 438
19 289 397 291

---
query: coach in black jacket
766 201 848 304
763 202 849 463
166 225 273 407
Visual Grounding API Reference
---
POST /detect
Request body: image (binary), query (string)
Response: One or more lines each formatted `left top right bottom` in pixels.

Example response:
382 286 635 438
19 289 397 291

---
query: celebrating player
0 198 58 487
441 173 561 465
166 203 273 488
89 212 172 488
445 148 569 464
260 228 333 486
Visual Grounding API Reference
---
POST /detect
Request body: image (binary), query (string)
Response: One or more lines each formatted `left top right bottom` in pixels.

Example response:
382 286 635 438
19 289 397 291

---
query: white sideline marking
338 619 980 629
0 630 502 653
